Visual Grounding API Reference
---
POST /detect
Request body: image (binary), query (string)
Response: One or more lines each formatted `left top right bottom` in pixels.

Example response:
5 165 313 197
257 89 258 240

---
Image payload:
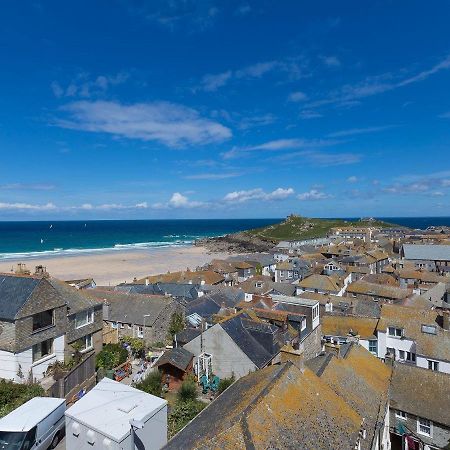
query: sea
0 217 448 260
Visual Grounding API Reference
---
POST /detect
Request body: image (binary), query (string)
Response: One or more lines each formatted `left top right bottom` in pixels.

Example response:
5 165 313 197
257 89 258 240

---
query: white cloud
224 187 294 203
0 202 57 211
327 125 396 138
235 3 251 15
297 189 331 201
51 82 64 98
197 58 304 91
222 137 341 160
55 100 232 147
0 183 56 191
238 114 276 130
51 72 129 99
151 193 207 209
347 176 358 183
320 55 341 67
299 110 322 119
397 55 450 87
169 192 191 207
184 172 242 180
0 201 152 213
270 150 361 166
288 91 307 102
307 55 450 109
200 71 232 92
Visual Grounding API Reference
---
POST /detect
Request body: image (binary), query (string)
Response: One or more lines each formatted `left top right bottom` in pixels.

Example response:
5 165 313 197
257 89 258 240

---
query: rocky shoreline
195 232 275 253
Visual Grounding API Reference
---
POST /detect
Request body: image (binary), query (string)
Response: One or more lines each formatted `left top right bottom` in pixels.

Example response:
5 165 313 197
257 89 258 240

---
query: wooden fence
48 353 96 400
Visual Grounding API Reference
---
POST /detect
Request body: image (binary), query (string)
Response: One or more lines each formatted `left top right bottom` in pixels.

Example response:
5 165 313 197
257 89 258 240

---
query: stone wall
302 324 322 361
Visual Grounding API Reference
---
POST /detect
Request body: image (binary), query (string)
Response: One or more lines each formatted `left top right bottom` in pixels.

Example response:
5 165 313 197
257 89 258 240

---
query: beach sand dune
0 246 229 286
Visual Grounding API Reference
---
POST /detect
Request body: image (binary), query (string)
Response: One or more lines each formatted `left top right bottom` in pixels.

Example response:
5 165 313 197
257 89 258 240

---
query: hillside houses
87 289 184 345
0 272 103 383
400 244 450 271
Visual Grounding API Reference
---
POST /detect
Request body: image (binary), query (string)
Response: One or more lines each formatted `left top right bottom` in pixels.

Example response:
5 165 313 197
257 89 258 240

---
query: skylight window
421 325 437 335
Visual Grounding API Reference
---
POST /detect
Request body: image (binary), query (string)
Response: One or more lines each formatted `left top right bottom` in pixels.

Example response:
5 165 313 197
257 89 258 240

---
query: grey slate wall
302 324 322 361
0 320 16 352
14 305 67 353
389 409 450 449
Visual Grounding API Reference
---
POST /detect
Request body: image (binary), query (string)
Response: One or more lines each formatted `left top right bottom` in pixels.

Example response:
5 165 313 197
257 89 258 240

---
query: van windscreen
0 431 26 449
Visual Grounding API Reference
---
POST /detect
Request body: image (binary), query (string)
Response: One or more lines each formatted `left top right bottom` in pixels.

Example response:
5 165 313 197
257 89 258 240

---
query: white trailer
65 378 167 450
0 397 65 450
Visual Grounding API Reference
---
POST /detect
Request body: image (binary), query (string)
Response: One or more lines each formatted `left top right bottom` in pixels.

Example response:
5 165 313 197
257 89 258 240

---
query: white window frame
301 318 307 331
111 322 118 329
137 326 144 338
388 326 402 338
75 308 94 329
368 340 377 354
32 338 54 363
417 417 432 437
428 360 439 371
395 410 407 420
79 334 93 353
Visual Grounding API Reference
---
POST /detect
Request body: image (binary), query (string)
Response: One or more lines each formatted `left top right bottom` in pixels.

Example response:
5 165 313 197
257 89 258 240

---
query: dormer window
388 326 403 338
255 282 263 288
75 308 94 329
32 309 54 332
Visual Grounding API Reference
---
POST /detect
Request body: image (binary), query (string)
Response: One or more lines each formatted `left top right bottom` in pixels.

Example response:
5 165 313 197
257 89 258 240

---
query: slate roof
87 289 173 326
227 253 276 267
0 274 100 320
397 269 447 284
268 282 297 296
306 344 392 450
376 304 450 361
238 277 297 298
186 296 222 321
390 363 450 426
322 316 378 340
155 347 194 371
48 278 101 314
346 280 411 301
174 328 202 345
164 362 363 450
298 274 341 292
137 270 224 285
220 313 281 368
0 274 41 320
361 273 399 286
401 243 450 261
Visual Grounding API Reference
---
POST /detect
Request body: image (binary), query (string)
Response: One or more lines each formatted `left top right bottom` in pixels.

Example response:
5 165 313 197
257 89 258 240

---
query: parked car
0 397 65 450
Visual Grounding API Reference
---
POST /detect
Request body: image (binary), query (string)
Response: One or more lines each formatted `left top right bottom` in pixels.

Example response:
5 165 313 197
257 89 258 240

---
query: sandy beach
0 246 230 286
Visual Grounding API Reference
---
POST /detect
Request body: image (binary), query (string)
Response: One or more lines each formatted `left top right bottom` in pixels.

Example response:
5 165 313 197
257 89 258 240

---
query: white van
0 397 65 450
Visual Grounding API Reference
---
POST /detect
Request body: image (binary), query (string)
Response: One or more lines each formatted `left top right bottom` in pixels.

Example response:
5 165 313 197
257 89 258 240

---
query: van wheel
50 432 60 449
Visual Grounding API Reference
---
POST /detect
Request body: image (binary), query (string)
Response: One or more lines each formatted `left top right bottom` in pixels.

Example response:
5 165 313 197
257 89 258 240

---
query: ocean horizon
0 217 449 260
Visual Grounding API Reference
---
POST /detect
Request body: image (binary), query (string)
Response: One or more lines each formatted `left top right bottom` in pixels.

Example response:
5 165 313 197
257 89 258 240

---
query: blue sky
1 1 450 219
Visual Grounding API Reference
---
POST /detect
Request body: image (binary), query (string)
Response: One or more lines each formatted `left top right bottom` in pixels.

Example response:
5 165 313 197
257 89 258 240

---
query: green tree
135 370 163 397
0 380 44 418
177 377 197 402
168 312 185 339
217 374 235 395
122 336 145 357
96 343 128 370
168 400 206 438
